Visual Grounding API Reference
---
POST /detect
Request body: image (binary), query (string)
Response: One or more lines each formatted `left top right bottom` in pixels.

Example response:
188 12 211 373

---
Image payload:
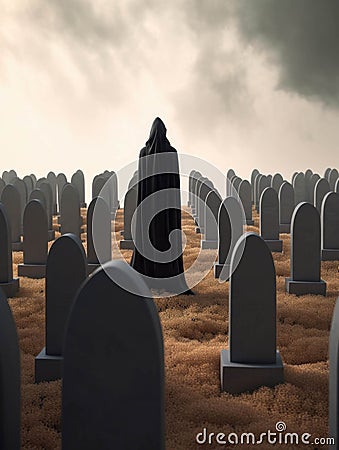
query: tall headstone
232 176 242 193
329 297 339 449
87 197 112 273
214 197 244 280
238 180 253 225
61 261 164 449
2 171 9 184
329 168 339 191
304 169 313 202
40 181 55 241
221 233 284 394
250 169 259 205
23 175 34 199
226 169 236 196
0 204 19 296
254 173 262 210
1 185 22 251
260 188 282 252
57 173 67 214
279 181 294 233
256 175 270 212
196 179 213 234
47 171 58 214
0 289 21 450
187 170 195 207
201 190 222 249
309 173 320 205
293 172 306 205
324 167 332 179
35 234 87 383
191 171 201 215
314 178 331 213
120 187 137 250
18 200 48 278
71 170 86 208
285 202 326 296
271 173 284 194
0 178 5 197
321 192 339 261
8 170 17 182
60 183 81 238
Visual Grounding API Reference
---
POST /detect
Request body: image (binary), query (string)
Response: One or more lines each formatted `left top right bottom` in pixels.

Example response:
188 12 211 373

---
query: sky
1 1 339 201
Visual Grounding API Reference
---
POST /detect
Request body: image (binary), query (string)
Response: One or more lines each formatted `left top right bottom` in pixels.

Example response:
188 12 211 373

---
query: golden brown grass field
8 207 337 449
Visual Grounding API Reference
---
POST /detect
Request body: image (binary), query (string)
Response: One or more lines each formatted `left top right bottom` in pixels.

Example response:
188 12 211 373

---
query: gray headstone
309 173 320 204
0 289 21 450
260 187 282 252
23 175 34 199
35 233 87 383
1 185 22 251
47 171 57 215
188 170 196 206
62 260 165 450
201 190 222 249
239 180 253 225
40 181 54 233
29 188 47 213
87 197 112 272
0 204 19 296
0 178 5 197
221 233 283 394
8 170 17 182
190 172 201 214
321 192 339 260
256 175 270 212
291 172 298 185
214 197 244 280
60 183 81 237
36 177 48 188
12 177 27 211
329 297 339 449
57 173 67 213
30 174 37 187
226 169 236 196
232 176 242 193
286 202 326 296
293 172 306 205
120 187 137 249
329 168 339 191
335 178 339 194
324 167 332 180
253 173 262 210
250 169 259 204
304 169 313 202
271 173 284 194
18 200 48 278
196 179 213 234
2 171 9 184
314 178 331 213
227 169 235 180
279 181 294 233
71 170 86 208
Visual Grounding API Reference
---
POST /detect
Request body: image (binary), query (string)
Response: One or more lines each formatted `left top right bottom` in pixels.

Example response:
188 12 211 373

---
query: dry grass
8 207 335 449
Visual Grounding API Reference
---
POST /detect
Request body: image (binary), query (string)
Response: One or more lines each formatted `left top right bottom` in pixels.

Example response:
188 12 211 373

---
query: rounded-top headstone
260 187 279 240
314 178 330 213
1 184 21 243
87 197 112 264
279 181 295 226
23 199 48 265
271 173 284 193
321 191 339 252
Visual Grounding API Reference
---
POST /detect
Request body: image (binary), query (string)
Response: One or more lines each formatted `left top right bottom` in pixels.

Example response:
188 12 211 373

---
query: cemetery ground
9 207 335 449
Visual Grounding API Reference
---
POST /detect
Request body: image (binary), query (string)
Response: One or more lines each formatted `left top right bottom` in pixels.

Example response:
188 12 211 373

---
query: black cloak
130 117 193 295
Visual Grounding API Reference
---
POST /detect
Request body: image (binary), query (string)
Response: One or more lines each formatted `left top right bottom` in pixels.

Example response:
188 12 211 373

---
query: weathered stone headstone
232 176 242 193
309 173 320 205
60 183 81 238
304 169 313 202
0 204 19 296
279 181 294 233
191 171 201 215
329 297 339 449
201 190 222 249
329 168 339 191
196 179 213 234
321 192 339 261
0 289 21 450
0 178 5 197
193 176 204 221
1 184 22 251
30 173 37 187
47 171 58 215
239 180 253 225
35 234 87 383
12 177 27 213
71 170 86 208
120 187 137 250
254 173 262 210
324 167 332 179
286 202 326 295
314 178 331 213
250 169 259 205
29 188 47 212
256 175 270 212
226 169 236 196
18 200 48 278
260 187 283 252
40 181 55 241
293 172 306 205
23 175 34 199
271 173 284 194
2 171 9 184
291 172 298 185
221 232 284 394
214 197 244 280
87 197 112 273
57 173 67 213
61 260 164 449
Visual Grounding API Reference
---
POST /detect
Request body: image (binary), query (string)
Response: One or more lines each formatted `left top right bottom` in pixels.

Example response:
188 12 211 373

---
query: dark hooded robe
130 117 193 295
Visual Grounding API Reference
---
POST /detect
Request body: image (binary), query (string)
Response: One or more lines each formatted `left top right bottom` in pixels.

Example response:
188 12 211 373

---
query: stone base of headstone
87 263 100 275
12 241 23 252
264 239 283 253
120 240 134 250
35 347 63 383
18 264 46 279
279 223 290 233
220 349 284 394
48 230 55 241
285 278 327 296
214 263 230 280
246 219 254 226
201 240 218 250
321 249 339 261
0 278 20 297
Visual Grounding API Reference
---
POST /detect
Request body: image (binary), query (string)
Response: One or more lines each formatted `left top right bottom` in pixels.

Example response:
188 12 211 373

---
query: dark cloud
233 0 339 107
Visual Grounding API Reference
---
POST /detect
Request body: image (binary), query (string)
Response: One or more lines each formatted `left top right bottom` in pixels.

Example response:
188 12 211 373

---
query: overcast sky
1 1 339 199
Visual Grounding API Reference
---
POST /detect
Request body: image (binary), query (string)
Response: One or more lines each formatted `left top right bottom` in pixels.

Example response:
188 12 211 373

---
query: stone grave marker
260 187 283 252
1 184 22 251
40 181 55 241
239 179 253 225
71 169 86 208
201 189 222 249
321 192 339 260
47 171 58 214
120 187 137 250
60 183 81 238
271 173 284 194
279 181 294 233
314 178 331 213
250 169 259 204
0 203 19 296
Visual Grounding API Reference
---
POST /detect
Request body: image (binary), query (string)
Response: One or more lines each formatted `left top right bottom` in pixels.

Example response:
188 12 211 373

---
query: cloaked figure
130 117 194 295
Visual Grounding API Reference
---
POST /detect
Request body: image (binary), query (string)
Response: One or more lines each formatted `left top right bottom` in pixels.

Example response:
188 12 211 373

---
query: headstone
71 170 86 208
239 180 253 225
304 169 313 202
191 171 201 215
232 176 242 193
8 170 17 182
321 192 339 261
29 188 47 212
35 234 87 383
329 297 339 449
188 170 196 207
201 190 222 249
30 173 37 187
61 260 165 450
324 167 332 179
2 171 9 184
226 169 236 196
285 202 326 295
0 289 21 450
309 173 320 205
60 183 81 238
314 178 331 213
40 181 55 241
335 178 339 194
291 172 298 185
253 173 262 210
12 177 27 218
87 197 112 273
0 178 5 197
293 172 306 205
196 179 213 234
120 187 137 249
36 177 48 188
279 181 294 233
193 175 204 220
18 200 48 278
256 175 270 212
1 185 22 251
57 173 67 214
260 188 282 252
0 204 20 296
214 197 244 280
271 173 284 194
194 177 207 231
220 233 284 394
329 168 339 191
47 171 58 214
23 175 34 199
250 169 259 205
